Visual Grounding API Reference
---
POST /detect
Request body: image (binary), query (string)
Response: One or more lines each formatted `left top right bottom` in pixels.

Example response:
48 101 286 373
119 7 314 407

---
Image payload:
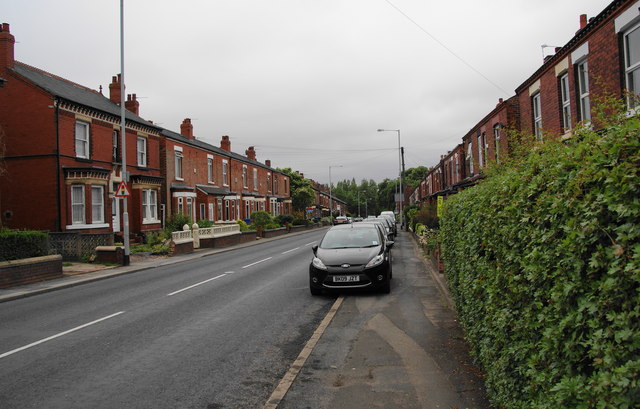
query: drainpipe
54 97 62 231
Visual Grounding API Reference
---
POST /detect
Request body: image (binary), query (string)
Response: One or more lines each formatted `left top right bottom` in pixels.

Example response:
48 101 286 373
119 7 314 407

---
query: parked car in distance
333 216 351 225
379 213 397 235
362 218 393 241
309 224 393 295
352 217 364 222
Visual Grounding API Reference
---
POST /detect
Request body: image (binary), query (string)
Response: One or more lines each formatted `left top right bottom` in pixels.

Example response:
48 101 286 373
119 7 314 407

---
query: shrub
165 213 192 233
250 210 273 229
236 219 253 231
196 219 213 228
0 229 49 261
440 117 640 408
278 214 294 225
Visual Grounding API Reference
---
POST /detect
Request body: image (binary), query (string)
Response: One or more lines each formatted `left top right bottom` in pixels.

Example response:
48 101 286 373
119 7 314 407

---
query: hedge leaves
440 117 640 408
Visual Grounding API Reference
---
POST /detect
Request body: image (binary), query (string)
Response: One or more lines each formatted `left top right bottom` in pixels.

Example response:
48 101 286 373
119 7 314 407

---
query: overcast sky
5 0 609 184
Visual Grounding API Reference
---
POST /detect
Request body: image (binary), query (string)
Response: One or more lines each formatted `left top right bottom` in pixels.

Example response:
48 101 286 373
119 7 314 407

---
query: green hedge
440 118 639 408
0 229 50 261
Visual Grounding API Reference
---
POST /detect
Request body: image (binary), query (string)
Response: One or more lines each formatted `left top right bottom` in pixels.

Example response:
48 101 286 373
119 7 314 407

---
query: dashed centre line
167 274 227 296
242 257 273 269
281 247 300 254
0 311 125 359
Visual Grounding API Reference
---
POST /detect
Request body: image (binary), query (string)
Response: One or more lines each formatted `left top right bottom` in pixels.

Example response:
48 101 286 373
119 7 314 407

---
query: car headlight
365 254 384 269
312 257 327 270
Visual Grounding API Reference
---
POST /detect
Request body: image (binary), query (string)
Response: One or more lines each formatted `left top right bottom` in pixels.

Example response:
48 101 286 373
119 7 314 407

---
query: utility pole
401 146 406 230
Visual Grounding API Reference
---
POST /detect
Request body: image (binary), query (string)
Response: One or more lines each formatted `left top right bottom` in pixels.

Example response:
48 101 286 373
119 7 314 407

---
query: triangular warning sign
115 181 131 197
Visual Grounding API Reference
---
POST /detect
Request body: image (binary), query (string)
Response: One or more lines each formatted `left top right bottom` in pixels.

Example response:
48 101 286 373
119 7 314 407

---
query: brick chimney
180 118 194 139
265 159 271 168
109 74 122 104
125 93 139 115
577 14 588 33
245 146 256 160
221 135 231 152
0 23 15 70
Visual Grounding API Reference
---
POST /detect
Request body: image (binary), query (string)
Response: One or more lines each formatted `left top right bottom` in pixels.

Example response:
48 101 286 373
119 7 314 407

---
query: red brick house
515 1 640 139
160 120 291 223
412 0 639 208
0 23 163 236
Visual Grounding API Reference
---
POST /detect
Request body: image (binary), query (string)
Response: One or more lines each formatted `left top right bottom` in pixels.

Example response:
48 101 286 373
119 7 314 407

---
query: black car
309 223 393 295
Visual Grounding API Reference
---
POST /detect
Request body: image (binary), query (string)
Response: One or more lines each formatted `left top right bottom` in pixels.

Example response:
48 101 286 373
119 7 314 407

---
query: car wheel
310 279 322 295
380 276 391 294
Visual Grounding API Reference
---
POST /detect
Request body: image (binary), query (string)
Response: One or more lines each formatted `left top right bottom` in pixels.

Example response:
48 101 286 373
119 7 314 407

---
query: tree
277 168 315 212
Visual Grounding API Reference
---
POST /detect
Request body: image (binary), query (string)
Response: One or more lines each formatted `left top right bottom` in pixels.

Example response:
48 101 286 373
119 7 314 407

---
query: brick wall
0 255 63 289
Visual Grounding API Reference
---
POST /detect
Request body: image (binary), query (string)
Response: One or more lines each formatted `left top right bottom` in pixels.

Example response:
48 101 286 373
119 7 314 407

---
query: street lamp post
328 165 342 223
377 128 403 228
357 189 360 218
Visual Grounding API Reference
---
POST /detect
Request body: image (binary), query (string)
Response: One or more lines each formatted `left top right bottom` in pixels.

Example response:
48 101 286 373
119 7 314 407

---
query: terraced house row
409 0 640 207
0 23 292 240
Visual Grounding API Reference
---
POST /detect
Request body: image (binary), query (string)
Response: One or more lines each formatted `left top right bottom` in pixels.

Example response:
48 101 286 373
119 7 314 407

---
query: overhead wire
382 0 511 97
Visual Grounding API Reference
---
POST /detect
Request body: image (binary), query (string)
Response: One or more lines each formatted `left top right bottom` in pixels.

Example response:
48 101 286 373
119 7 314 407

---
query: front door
112 197 121 232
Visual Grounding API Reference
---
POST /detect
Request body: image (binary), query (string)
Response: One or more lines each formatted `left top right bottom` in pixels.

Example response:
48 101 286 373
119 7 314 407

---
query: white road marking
242 257 272 269
167 274 227 296
304 241 316 246
281 247 300 254
263 296 345 409
0 311 125 359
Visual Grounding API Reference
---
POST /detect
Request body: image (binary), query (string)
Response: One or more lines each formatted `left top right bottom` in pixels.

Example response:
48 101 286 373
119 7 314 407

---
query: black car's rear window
320 228 381 249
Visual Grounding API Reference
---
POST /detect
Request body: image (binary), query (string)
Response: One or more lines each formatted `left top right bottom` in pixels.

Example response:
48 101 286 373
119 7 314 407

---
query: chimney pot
579 14 588 29
109 74 122 104
0 22 16 69
124 92 139 115
180 118 194 139
245 146 257 160
265 159 271 167
221 135 231 152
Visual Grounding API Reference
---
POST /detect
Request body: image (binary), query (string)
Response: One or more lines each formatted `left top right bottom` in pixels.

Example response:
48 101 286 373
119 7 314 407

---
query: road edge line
262 295 344 409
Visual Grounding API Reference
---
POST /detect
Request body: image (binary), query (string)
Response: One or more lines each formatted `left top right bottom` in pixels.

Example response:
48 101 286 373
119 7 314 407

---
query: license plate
333 275 360 283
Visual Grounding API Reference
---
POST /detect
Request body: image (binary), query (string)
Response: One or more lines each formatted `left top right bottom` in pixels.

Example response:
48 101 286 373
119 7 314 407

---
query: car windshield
320 228 381 249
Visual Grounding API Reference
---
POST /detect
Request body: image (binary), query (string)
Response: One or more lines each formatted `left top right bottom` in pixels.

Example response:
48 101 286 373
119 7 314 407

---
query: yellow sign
437 196 443 217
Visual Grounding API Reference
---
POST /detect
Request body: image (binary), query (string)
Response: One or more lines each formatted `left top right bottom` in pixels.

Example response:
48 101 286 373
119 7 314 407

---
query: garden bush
0 229 49 261
440 117 640 408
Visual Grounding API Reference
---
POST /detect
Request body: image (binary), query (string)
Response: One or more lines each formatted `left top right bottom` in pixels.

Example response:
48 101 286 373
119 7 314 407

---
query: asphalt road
0 229 334 409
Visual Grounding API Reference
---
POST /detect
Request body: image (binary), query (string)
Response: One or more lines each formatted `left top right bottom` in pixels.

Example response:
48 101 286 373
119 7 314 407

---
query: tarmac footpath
275 231 492 409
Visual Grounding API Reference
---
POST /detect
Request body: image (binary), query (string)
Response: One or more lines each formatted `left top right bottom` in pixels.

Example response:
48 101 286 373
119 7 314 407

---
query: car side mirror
312 245 318 254
386 240 394 248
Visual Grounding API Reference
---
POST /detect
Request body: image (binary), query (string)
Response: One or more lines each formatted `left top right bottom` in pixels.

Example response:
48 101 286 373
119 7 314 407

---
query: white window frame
242 165 248 188
623 22 640 109
217 199 223 221
222 160 229 186
560 73 572 132
137 137 147 167
142 189 158 223
91 185 104 224
75 121 90 159
532 92 543 140
187 197 194 220
466 141 474 175
253 168 258 191
577 60 591 122
493 124 501 164
175 150 183 180
476 133 483 168
208 203 214 220
71 185 85 224
178 197 184 215
207 156 214 183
